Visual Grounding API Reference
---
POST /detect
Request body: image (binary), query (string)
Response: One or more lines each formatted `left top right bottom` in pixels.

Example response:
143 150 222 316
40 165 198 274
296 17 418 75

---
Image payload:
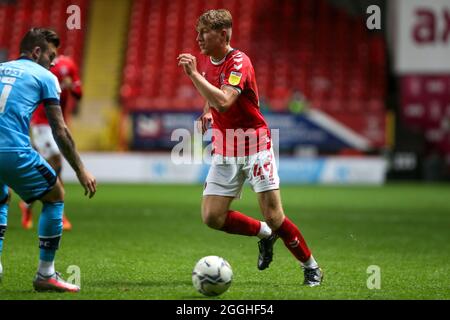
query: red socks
220 210 260 236
220 212 312 263
276 217 311 263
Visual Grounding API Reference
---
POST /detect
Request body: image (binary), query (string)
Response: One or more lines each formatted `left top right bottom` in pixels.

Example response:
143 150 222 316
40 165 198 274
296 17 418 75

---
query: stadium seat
120 0 386 118
0 0 88 68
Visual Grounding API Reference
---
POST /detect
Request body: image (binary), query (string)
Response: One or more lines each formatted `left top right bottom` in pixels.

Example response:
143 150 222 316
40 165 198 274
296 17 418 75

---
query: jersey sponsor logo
234 57 243 63
233 63 243 70
228 71 242 86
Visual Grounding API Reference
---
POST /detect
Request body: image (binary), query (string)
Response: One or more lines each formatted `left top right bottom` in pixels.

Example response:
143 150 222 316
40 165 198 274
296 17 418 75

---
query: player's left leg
0 185 10 281
32 178 78 292
4 150 78 292
201 194 271 239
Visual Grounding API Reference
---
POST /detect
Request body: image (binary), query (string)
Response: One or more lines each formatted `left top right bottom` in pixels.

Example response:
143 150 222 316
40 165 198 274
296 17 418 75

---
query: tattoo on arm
44 104 84 174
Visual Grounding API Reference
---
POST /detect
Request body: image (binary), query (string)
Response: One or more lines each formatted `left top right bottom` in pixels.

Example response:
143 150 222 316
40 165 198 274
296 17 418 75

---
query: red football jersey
199 49 271 156
31 55 82 125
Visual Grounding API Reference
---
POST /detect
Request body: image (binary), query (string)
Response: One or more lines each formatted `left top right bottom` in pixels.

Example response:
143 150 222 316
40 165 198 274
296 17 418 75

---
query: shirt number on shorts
253 161 273 180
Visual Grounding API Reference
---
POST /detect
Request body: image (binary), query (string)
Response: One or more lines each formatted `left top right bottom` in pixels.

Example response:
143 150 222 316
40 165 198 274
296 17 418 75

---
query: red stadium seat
1 0 88 68
120 0 386 115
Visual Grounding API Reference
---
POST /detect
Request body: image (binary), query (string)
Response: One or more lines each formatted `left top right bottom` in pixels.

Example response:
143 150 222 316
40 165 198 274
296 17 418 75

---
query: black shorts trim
36 164 57 185
24 164 58 203
0 194 9 204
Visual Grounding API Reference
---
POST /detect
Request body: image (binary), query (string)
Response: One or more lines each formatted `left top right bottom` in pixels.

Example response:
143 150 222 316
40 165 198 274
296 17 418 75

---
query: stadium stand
0 0 89 67
120 0 386 120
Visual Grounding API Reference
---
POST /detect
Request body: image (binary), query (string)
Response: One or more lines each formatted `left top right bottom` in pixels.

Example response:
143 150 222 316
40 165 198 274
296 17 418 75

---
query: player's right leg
1 150 78 292
0 185 10 282
32 180 78 292
30 125 72 231
18 153 64 230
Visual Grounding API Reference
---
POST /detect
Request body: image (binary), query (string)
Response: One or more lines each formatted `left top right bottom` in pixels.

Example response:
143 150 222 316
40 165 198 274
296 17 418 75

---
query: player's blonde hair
196 9 233 43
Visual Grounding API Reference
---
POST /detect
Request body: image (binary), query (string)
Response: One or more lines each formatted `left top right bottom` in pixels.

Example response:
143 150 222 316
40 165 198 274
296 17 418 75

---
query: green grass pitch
0 183 449 300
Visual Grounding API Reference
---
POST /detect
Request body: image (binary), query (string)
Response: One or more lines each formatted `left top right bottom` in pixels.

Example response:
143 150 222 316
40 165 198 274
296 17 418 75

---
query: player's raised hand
76 169 97 198
196 111 213 134
177 53 198 76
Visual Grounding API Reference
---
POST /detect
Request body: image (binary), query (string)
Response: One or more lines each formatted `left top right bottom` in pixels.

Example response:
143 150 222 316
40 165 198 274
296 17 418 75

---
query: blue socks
0 185 8 258
0 196 64 277
38 202 64 262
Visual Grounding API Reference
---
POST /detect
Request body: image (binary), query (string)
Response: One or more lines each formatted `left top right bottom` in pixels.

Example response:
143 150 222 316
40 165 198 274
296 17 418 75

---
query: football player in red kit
177 9 323 286
19 55 83 231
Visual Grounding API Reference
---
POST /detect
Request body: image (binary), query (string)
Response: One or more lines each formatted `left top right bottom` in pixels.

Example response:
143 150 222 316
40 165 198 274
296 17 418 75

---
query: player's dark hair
19 28 60 54
197 9 233 42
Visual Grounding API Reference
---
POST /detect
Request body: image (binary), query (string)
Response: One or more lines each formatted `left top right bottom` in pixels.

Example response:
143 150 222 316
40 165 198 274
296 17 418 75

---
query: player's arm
70 64 83 115
197 101 213 134
44 102 96 198
69 62 83 100
203 100 210 113
63 72 82 116
177 53 239 113
189 74 238 113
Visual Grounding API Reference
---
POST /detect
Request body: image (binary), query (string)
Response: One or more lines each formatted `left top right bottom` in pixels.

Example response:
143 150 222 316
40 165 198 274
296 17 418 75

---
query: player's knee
264 210 284 230
201 209 226 230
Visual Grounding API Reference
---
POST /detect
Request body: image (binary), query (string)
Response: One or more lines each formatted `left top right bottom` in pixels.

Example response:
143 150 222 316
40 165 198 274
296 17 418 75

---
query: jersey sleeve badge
228 71 242 86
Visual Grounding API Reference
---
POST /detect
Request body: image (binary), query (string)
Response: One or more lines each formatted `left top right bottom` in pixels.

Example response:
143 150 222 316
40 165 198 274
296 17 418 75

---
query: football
192 255 233 297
